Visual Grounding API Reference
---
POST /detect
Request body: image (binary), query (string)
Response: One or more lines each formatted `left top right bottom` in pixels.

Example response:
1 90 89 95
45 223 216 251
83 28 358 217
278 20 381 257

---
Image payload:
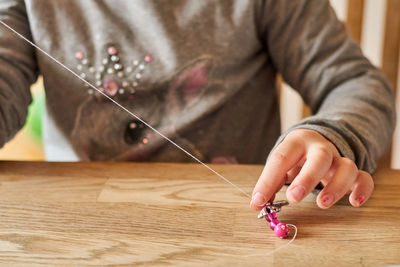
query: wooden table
0 160 399 266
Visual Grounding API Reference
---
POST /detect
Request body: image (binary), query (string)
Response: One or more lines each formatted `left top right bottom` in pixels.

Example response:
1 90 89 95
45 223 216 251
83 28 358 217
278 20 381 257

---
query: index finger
250 137 305 210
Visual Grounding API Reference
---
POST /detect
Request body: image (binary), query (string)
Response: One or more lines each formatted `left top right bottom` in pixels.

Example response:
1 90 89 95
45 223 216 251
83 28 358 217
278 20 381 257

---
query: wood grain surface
0 160 399 266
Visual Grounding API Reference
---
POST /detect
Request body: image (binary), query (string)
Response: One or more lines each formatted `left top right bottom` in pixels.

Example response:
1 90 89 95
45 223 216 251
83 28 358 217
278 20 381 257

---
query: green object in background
25 89 45 143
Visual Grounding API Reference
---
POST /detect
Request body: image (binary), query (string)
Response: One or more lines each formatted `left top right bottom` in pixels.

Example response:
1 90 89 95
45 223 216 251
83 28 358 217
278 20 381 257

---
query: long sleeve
0 0 38 147
259 0 396 173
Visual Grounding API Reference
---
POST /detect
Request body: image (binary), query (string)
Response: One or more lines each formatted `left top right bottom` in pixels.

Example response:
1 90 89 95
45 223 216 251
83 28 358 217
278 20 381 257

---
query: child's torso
25 0 280 163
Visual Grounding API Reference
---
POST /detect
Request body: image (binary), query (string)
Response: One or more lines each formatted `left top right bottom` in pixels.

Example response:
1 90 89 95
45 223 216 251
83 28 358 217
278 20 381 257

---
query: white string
0 19 251 199
244 224 297 257
0 20 297 255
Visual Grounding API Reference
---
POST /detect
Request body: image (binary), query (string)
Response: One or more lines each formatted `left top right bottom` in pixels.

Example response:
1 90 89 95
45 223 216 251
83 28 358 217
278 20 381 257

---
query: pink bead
274 223 290 239
107 46 118 56
265 211 289 238
144 54 154 62
75 51 84 60
103 80 119 96
265 212 279 230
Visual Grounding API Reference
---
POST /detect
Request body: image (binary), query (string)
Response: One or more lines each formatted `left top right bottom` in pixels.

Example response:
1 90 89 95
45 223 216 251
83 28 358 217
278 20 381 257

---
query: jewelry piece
258 200 290 238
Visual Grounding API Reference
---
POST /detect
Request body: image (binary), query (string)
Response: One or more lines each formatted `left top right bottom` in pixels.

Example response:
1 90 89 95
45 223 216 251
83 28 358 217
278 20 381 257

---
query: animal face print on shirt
70 50 215 161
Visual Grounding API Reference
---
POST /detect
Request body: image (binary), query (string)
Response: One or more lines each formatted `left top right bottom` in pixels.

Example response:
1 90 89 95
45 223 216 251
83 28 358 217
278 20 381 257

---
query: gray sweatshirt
0 0 395 173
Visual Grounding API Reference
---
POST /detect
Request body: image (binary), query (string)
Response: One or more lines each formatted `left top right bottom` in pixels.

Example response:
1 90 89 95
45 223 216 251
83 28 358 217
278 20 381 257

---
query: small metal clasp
257 200 289 219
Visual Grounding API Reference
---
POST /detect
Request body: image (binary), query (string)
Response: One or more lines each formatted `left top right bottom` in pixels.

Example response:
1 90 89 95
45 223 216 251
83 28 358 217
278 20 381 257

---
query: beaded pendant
258 200 290 238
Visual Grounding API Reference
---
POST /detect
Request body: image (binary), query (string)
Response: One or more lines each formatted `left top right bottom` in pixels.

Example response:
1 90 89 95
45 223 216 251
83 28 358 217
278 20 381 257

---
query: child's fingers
285 166 301 184
286 145 333 203
285 156 306 184
317 157 358 209
250 137 304 210
349 170 374 207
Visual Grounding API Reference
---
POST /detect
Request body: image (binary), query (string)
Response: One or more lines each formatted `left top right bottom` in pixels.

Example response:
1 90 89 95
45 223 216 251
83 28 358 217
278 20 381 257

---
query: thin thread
0 19 251 199
243 224 297 257
0 19 298 257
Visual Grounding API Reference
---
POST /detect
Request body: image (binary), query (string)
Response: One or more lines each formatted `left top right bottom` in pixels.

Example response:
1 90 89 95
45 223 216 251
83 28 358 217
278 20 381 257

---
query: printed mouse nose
124 120 145 144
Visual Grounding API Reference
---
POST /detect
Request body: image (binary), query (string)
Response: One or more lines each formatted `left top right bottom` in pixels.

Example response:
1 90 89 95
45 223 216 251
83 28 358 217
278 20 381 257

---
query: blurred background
0 77 44 160
0 0 399 166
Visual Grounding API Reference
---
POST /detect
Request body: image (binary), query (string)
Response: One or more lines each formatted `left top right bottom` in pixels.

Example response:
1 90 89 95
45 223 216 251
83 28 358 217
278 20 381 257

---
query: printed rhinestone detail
75 46 154 102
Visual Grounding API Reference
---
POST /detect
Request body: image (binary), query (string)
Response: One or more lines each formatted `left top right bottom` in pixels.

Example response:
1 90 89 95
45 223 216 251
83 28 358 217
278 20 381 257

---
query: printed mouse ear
169 56 213 103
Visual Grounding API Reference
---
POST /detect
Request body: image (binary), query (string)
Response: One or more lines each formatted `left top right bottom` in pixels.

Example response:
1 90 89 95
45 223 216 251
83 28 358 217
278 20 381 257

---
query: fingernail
356 196 365 206
251 192 266 207
321 193 334 207
289 185 305 202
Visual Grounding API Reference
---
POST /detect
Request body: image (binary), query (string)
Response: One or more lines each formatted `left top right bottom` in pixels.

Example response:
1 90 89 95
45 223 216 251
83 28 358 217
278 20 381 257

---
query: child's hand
250 129 374 209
